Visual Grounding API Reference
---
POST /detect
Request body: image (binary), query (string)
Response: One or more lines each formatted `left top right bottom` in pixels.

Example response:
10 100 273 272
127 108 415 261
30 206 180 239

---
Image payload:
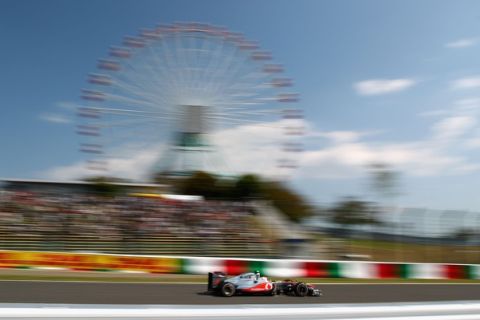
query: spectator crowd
0 191 269 255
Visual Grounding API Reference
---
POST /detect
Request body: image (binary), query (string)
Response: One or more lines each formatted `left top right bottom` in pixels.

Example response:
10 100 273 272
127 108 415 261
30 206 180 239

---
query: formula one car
207 271 322 297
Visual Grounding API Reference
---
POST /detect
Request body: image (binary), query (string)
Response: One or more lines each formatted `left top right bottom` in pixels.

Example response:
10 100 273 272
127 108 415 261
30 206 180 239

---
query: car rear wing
207 271 226 291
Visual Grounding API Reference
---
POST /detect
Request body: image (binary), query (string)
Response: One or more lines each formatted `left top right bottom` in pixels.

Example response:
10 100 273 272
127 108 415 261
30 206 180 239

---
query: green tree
82 176 125 197
331 197 379 228
450 228 476 242
260 180 311 222
368 162 399 203
156 171 311 221
179 171 218 198
234 174 261 200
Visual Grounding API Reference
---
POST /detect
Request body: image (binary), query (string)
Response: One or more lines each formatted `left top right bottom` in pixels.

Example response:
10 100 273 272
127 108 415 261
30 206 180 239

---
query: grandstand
0 179 279 258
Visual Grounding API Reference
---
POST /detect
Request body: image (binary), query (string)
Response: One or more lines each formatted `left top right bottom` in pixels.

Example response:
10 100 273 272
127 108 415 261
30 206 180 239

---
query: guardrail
0 250 479 279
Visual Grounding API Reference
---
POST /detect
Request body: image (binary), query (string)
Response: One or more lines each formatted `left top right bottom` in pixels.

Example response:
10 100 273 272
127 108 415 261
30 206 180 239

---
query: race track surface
0 282 479 304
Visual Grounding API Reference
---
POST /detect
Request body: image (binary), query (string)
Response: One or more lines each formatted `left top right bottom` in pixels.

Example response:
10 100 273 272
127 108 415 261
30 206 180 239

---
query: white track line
1 302 480 318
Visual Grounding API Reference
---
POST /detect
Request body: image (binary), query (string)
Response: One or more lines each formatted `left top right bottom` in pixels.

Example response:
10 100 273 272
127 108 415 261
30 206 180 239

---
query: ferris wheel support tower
166 105 213 175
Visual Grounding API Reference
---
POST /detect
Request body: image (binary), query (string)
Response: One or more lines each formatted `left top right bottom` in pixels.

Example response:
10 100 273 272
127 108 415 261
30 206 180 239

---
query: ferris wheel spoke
138 40 181 94
211 116 282 127
226 70 271 93
214 109 283 117
136 47 171 93
174 31 193 96
78 105 169 117
92 113 172 123
109 77 169 107
195 36 223 97
182 33 200 92
206 45 244 97
192 38 213 95
221 54 258 90
89 118 169 131
199 36 235 97
145 44 178 97
119 42 180 107
193 34 215 92
103 92 167 110
203 37 238 92
177 25 198 92
214 71 270 103
161 33 190 102
149 38 182 103
118 65 173 108
117 53 161 93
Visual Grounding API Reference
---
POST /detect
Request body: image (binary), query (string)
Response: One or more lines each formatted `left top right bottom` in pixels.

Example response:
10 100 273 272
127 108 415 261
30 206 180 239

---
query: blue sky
1 0 480 210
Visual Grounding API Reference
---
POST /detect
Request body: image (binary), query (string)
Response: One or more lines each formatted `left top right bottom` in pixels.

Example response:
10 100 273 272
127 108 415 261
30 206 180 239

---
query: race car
207 271 322 297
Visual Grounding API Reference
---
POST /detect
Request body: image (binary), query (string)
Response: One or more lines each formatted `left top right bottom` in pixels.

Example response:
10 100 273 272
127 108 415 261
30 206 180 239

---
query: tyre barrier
0 250 478 279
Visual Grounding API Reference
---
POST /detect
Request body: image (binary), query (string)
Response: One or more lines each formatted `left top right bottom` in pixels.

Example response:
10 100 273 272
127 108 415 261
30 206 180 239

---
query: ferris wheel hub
179 105 209 134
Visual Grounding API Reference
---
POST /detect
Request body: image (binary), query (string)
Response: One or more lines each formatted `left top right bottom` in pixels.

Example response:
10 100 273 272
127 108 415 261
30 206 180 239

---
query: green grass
320 237 480 264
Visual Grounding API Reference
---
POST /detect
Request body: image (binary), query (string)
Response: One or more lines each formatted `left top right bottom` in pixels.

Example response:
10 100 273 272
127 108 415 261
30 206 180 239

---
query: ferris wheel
77 22 304 179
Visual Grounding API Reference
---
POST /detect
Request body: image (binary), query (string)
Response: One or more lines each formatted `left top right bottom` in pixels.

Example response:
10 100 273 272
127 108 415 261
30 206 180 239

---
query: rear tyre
268 283 277 296
220 282 236 297
295 283 308 297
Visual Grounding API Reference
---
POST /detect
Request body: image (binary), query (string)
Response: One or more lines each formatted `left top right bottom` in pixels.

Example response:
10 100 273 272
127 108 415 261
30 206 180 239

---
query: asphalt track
0 282 478 304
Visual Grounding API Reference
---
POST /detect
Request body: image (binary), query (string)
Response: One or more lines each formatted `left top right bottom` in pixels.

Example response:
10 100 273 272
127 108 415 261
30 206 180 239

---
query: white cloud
307 130 382 144
39 113 71 124
445 38 477 48
297 102 480 179
42 145 161 181
431 115 476 141
451 77 480 90
324 131 363 143
465 137 480 149
354 79 416 96
418 109 449 118
40 101 78 124
41 102 480 183
56 101 78 111
455 98 480 111
297 131 480 179
43 162 92 181
41 120 291 181
419 98 480 118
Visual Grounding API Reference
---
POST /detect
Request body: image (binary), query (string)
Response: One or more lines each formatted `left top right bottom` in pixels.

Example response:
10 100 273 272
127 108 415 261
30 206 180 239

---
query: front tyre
220 282 236 297
295 283 309 297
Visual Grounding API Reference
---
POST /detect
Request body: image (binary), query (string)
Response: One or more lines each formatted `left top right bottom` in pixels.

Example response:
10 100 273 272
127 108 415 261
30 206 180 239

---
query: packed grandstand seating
0 191 276 257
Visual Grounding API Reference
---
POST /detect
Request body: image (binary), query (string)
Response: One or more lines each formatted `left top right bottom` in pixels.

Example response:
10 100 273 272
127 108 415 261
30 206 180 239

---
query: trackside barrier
0 250 479 279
